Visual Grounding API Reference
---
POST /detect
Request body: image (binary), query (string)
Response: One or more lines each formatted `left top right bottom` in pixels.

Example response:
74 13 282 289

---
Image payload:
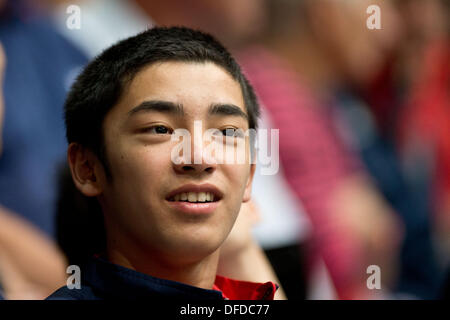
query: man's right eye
144 125 173 134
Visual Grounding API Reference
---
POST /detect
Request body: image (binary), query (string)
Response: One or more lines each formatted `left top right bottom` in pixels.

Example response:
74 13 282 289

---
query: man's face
97 61 255 265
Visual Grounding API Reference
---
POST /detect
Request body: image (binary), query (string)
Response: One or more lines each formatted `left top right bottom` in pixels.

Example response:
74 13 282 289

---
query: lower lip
166 200 220 215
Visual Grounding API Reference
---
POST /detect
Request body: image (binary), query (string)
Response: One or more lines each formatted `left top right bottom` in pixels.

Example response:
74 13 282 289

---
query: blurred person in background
387 0 449 297
0 0 89 299
260 0 443 298
392 0 450 266
236 0 406 299
0 41 66 299
0 0 87 237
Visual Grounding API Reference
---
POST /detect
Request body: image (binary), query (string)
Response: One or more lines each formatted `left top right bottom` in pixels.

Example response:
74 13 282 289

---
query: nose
173 161 216 174
172 130 217 175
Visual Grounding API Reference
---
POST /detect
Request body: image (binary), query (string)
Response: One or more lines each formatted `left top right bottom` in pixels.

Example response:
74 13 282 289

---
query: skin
69 61 256 290
0 206 67 299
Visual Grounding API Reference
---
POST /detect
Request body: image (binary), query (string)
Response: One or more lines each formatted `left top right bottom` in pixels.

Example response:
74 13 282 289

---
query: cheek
107 142 173 196
223 164 250 198
103 145 174 232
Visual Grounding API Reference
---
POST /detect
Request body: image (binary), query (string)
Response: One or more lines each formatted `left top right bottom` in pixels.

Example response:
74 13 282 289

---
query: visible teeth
188 192 197 202
171 191 217 202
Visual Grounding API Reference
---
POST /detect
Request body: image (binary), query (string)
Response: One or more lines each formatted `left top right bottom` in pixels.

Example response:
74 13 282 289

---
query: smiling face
88 61 255 266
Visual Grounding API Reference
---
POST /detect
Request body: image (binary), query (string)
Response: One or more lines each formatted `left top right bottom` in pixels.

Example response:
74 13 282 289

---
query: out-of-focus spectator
0 0 87 237
0 42 66 300
0 0 88 299
260 0 443 298
234 0 406 299
238 44 402 299
393 0 450 267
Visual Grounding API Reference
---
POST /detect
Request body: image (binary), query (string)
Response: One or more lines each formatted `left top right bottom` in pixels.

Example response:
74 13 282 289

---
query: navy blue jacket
47 257 276 300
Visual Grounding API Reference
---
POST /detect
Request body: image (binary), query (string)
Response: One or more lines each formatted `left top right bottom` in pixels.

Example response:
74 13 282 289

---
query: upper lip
166 183 223 201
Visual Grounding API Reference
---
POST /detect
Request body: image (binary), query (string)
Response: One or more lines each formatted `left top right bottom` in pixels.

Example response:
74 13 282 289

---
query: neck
105 235 220 290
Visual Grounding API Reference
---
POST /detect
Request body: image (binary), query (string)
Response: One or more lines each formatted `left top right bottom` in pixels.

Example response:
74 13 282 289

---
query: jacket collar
83 257 276 300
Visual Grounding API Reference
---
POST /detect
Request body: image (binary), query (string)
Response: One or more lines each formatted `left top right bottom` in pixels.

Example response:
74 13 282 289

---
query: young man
47 27 278 300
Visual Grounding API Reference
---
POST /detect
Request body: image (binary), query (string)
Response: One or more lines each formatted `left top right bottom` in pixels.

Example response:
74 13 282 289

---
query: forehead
118 61 245 116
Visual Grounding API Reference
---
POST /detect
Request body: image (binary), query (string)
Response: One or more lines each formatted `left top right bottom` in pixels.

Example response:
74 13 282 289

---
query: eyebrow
127 100 184 117
209 103 248 121
127 100 248 121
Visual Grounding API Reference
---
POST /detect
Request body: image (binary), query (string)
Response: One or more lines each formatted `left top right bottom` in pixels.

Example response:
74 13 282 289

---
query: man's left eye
221 128 243 137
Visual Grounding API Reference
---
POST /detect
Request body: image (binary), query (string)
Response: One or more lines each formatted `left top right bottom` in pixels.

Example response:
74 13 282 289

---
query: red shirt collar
212 275 278 300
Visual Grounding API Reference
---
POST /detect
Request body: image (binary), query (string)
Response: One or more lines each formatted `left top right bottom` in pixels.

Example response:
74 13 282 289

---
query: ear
242 163 256 203
67 143 103 197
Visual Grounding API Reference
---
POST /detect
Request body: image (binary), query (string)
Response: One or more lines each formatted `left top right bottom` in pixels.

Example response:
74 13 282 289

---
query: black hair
65 26 260 175
55 163 106 266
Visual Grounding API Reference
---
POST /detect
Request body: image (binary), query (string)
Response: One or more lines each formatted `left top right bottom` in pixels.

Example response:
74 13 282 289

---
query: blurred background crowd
0 0 449 300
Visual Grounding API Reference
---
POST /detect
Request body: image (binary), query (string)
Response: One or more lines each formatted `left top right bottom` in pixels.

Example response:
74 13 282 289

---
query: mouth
165 184 223 214
167 191 218 203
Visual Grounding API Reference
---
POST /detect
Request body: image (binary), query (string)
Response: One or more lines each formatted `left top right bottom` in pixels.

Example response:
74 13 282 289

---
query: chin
167 236 224 263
